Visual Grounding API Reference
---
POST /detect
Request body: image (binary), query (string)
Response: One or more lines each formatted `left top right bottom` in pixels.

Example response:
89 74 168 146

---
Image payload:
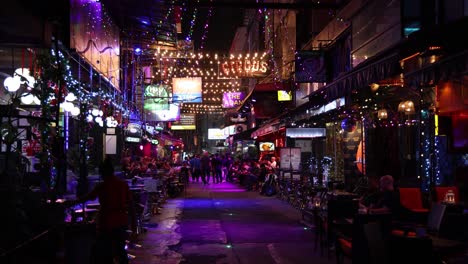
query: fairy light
200 1 214 50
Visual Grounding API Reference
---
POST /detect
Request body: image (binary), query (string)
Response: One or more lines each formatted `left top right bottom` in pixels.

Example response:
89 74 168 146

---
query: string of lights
200 1 214 50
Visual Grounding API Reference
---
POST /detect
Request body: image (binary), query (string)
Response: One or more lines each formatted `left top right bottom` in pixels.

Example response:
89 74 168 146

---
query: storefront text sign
219 59 269 78
223 92 245 108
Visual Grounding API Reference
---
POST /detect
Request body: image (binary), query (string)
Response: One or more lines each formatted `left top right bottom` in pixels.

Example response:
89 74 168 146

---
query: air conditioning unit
235 124 247 134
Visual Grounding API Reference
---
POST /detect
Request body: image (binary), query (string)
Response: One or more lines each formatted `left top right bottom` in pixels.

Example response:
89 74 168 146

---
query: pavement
128 181 340 264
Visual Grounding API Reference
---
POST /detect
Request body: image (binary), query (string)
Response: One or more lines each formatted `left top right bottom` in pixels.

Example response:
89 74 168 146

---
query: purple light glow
222 92 245 108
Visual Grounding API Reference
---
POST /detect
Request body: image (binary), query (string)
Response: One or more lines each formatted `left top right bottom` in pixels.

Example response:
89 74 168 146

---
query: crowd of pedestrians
185 152 280 196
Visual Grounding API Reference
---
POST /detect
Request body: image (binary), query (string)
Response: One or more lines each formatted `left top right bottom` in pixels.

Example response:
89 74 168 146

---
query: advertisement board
222 92 245 108
171 114 196 130
277 90 292 101
259 142 275 152
145 103 180 122
172 77 202 103
208 128 227 140
279 147 301 170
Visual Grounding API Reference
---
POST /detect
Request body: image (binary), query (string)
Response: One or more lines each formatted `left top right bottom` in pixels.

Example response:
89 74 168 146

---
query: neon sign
220 59 268 77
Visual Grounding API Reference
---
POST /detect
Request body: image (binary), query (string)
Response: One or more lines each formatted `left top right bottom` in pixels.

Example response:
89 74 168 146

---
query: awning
405 49 468 86
232 126 258 141
308 50 401 103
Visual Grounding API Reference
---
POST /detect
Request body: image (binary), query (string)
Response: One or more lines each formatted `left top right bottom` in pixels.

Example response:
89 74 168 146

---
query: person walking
200 152 211 185
212 153 223 183
189 154 201 183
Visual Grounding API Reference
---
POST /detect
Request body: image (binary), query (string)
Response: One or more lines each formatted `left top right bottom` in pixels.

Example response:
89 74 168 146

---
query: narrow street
129 182 336 264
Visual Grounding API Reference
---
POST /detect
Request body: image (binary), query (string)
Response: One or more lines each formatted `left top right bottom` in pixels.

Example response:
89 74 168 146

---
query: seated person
365 175 401 215
359 175 380 209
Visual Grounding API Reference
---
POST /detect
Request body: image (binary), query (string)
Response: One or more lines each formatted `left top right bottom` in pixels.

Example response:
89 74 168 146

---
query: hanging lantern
370 83 380 92
405 100 415 114
377 109 388 119
398 100 415 115
71 106 80 116
20 93 35 105
4 76 21 92
341 118 357 132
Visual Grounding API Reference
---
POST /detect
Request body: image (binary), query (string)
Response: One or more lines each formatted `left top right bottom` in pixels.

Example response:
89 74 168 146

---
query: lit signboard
145 103 180 122
125 123 142 137
144 84 180 121
286 128 326 138
219 59 269 78
172 77 202 103
208 128 228 140
171 114 196 130
222 92 245 108
125 137 141 143
259 142 275 151
277 90 292 101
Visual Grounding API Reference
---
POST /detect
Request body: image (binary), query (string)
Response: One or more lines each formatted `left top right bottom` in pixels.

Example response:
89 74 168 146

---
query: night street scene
0 0 467 263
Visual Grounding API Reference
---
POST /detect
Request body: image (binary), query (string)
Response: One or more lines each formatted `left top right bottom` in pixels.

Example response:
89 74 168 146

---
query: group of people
187 152 233 184
121 156 172 178
184 152 280 194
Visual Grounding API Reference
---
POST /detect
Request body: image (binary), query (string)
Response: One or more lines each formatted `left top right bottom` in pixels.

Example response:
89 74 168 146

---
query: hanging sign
223 92 245 108
219 59 269 78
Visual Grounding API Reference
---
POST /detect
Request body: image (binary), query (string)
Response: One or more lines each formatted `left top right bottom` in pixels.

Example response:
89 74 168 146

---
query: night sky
181 7 244 52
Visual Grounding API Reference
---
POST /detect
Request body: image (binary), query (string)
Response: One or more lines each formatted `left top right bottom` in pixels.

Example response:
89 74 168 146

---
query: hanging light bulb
32 96 40 105
71 106 80 116
4 76 21 92
20 93 35 105
65 92 77 102
377 109 388 119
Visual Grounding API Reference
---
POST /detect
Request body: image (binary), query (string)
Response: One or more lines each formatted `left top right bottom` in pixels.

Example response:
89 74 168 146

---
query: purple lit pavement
128 181 340 264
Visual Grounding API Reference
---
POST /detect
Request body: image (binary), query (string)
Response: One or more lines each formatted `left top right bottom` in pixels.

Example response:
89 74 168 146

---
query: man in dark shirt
368 175 401 214
70 158 136 263
200 152 211 184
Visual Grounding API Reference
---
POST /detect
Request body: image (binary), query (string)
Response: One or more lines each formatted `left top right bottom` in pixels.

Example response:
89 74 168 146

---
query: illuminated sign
223 92 245 108
307 97 346 117
277 90 292 101
172 77 202 103
208 128 227 140
151 139 159 145
219 59 269 78
125 123 141 137
259 142 275 152
125 137 141 143
145 103 180 122
171 114 196 130
286 128 326 138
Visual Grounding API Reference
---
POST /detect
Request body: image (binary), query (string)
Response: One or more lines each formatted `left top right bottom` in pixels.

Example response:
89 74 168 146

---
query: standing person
222 154 232 183
67 157 136 264
189 155 201 182
200 152 211 185
212 153 223 183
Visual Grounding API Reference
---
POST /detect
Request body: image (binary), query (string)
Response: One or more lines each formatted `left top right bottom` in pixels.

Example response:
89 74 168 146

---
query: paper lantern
341 118 357 132
4 76 21 92
71 106 80 116
65 92 77 102
21 93 35 105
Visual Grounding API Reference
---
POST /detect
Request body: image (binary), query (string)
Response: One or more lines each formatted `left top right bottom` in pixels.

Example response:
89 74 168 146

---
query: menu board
279 148 301 170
